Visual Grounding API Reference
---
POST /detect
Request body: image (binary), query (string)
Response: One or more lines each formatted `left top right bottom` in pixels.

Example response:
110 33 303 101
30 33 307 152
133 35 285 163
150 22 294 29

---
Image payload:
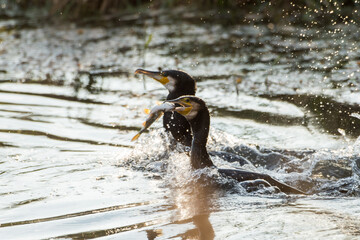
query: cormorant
166 95 305 195
135 69 195 147
134 69 303 172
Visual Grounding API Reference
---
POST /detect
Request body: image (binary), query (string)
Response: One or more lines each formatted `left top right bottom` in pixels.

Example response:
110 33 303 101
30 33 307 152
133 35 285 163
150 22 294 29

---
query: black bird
166 95 305 195
134 69 301 172
135 69 195 147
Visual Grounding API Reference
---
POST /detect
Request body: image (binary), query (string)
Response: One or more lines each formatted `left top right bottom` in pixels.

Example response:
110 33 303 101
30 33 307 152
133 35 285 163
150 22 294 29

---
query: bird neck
189 108 214 169
167 88 195 100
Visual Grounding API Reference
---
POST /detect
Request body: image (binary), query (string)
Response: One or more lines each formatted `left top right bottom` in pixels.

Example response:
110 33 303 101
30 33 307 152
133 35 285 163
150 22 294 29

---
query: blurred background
1 1 360 239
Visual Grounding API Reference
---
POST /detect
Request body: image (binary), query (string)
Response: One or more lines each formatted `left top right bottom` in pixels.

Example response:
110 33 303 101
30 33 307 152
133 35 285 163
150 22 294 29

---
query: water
1 10 360 239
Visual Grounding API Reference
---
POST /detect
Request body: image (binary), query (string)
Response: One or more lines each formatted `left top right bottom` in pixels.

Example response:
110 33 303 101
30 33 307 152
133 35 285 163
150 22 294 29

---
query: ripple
0 129 128 148
0 201 152 228
0 89 109 105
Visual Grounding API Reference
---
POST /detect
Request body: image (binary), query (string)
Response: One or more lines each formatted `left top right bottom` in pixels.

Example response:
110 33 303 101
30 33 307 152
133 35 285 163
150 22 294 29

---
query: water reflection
146 229 163 240
1 10 360 239
170 177 216 240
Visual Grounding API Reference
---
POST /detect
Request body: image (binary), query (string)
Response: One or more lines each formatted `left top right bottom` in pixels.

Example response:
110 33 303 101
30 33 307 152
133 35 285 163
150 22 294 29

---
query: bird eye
185 98 190 103
160 71 168 77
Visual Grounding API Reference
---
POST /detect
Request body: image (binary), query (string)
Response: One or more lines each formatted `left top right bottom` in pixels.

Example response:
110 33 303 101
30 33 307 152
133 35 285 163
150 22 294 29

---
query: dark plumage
166 96 305 195
135 69 195 146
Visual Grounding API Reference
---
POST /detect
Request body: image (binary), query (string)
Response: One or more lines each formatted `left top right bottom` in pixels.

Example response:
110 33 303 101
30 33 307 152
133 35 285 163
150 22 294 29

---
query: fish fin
142 121 146 127
131 133 141 141
144 108 150 114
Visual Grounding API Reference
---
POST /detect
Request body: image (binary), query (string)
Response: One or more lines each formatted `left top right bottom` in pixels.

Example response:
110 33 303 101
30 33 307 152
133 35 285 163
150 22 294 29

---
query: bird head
135 69 196 96
166 95 205 121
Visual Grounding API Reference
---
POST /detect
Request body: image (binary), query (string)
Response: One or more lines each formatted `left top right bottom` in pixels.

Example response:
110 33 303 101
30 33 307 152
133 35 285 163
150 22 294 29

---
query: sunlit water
1 10 360 239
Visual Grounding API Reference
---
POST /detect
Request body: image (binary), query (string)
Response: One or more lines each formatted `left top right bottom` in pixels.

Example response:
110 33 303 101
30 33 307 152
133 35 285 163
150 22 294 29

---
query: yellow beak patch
155 76 169 85
175 106 192 116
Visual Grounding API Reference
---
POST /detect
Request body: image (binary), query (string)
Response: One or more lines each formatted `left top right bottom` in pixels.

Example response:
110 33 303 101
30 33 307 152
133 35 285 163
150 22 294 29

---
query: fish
131 102 175 141
350 112 360 120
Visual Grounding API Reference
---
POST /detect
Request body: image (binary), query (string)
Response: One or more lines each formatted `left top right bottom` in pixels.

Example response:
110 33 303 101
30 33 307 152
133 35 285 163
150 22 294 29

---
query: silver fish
131 102 175 141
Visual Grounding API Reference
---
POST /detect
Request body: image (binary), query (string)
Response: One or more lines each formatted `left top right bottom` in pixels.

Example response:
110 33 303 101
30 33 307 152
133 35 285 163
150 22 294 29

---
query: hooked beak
165 98 192 116
135 69 169 85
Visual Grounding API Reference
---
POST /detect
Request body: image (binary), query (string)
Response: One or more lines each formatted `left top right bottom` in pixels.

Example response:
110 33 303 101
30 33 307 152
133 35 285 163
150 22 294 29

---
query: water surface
0 11 360 239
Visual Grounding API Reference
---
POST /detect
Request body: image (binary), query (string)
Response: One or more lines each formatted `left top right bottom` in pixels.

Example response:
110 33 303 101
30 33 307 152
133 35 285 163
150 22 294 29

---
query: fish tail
131 132 141 141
